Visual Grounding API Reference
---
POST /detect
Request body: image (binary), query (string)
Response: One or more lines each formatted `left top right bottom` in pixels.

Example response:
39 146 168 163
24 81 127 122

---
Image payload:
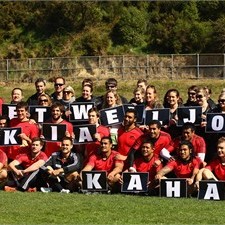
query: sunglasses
218 99 225 103
188 92 196 96
63 91 71 94
196 95 204 99
54 83 64 87
107 85 116 89
39 99 48 102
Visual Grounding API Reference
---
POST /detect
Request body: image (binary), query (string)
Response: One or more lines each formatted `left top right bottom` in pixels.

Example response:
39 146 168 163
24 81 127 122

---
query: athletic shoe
4 186 17 192
27 187 37 192
40 187 52 193
60 189 70 194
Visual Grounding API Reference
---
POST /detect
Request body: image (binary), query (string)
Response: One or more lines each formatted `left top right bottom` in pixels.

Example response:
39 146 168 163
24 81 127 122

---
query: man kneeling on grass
80 136 124 193
39 137 82 193
5 137 48 192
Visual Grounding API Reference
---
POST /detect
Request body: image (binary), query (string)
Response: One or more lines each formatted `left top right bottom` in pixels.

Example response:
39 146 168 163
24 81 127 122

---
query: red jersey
0 150 7 169
9 118 40 160
117 126 143 156
172 134 206 155
87 150 123 174
44 120 73 157
166 157 200 178
205 158 225 180
85 125 110 158
133 155 162 182
15 151 48 169
133 131 174 157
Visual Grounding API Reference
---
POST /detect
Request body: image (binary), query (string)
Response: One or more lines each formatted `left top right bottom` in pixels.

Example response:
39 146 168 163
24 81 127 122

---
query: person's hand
94 133 101 142
187 178 194 186
155 174 162 180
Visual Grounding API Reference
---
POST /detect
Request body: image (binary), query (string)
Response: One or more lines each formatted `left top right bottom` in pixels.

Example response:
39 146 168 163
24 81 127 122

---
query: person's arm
107 162 123 182
155 165 172 180
8 160 23 178
80 164 94 181
187 167 199 185
23 159 46 174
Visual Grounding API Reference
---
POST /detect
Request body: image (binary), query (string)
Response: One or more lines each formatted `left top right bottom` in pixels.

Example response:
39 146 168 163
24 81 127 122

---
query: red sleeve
30 124 40 139
205 158 219 171
15 154 27 164
166 160 177 170
86 154 97 167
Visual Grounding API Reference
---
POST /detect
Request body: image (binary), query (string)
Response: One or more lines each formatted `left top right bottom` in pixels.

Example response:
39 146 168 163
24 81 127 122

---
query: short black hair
101 136 112 144
148 120 162 129
182 122 196 132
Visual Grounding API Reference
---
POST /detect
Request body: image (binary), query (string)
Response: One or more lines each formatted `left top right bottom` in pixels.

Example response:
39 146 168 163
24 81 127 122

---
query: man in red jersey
127 120 174 168
9 101 40 160
83 107 109 163
195 137 225 189
115 109 143 170
5 137 47 192
81 136 123 191
129 140 163 195
43 102 74 157
172 122 206 162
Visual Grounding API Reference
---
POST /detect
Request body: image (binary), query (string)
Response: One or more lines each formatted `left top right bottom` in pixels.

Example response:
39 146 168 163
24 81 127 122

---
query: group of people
0 76 224 196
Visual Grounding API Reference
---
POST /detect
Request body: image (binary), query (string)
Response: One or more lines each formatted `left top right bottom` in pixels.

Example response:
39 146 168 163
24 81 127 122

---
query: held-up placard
100 105 124 126
73 124 96 144
177 106 202 127
121 172 149 193
69 102 95 122
198 180 225 200
206 113 225 133
2 104 17 119
123 104 144 124
42 123 66 142
145 108 170 126
29 106 51 123
0 128 22 146
82 171 107 192
160 178 187 198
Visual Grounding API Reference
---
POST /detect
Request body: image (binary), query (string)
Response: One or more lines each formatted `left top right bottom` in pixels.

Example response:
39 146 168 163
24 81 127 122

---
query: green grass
0 192 224 224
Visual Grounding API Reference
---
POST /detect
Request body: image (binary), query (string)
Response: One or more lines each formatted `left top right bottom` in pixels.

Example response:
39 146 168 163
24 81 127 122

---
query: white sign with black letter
0 128 22 146
42 123 67 142
73 124 96 144
177 106 202 127
145 108 170 125
2 104 17 120
82 171 107 191
69 102 95 122
121 172 148 193
29 106 51 123
100 105 124 126
206 113 225 133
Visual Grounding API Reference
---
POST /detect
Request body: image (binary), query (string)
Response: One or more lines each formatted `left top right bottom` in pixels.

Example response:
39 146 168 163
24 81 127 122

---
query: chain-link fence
1 54 225 82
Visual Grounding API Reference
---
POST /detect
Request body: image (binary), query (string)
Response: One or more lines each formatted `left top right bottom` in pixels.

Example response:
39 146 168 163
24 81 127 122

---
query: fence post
171 54 174 80
6 59 9 81
196 54 200 79
223 54 225 80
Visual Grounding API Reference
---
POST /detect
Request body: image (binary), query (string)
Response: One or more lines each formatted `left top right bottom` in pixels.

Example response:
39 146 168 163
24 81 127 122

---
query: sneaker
4 186 17 192
27 187 37 192
60 189 70 194
40 187 52 193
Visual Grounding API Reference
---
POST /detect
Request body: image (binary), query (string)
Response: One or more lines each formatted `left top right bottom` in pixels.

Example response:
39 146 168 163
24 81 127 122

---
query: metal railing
0 54 225 82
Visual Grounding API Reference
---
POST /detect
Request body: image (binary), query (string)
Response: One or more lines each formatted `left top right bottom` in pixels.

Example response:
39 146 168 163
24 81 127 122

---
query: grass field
1 78 225 224
1 191 225 224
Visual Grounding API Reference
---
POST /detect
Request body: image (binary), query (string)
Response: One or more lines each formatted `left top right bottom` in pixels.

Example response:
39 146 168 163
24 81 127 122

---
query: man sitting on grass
4 137 47 192
40 136 82 193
